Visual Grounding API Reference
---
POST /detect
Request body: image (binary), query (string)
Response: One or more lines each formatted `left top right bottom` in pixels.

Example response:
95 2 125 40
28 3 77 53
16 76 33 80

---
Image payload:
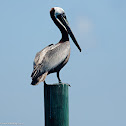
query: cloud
73 16 97 50
76 17 93 34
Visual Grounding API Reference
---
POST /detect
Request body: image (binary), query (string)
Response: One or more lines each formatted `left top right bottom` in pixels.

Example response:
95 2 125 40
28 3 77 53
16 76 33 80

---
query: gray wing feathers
31 42 70 81
31 44 54 80
31 64 44 79
33 44 54 68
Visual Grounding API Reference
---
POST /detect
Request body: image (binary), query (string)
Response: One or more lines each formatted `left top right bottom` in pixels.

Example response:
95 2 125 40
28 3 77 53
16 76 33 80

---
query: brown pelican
31 7 81 85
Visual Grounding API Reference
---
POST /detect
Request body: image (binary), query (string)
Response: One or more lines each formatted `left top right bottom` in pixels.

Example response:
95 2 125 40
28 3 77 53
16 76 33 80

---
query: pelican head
52 7 81 52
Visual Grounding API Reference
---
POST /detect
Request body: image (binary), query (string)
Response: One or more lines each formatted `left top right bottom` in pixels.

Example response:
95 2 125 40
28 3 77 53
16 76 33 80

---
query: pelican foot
59 81 62 84
67 84 71 87
58 82 71 87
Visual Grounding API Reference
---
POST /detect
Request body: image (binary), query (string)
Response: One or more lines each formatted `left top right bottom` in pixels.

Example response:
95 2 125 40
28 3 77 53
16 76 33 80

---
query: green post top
44 83 69 126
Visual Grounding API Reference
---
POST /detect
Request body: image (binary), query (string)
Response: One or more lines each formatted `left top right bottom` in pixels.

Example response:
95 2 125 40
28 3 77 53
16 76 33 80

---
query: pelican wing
31 41 70 80
33 44 54 68
31 44 54 79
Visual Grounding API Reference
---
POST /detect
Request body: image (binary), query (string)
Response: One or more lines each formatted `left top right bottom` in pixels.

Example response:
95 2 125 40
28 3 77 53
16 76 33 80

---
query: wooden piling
44 83 69 126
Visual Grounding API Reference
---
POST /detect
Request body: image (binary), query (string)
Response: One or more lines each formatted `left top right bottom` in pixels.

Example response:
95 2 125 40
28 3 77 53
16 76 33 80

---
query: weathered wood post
44 83 69 126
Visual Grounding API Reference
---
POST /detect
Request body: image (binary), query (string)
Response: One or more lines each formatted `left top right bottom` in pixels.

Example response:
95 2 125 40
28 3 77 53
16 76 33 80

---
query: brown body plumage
31 7 81 85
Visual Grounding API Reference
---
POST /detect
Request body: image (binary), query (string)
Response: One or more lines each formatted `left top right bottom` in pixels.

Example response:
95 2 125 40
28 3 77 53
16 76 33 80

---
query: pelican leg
57 71 62 83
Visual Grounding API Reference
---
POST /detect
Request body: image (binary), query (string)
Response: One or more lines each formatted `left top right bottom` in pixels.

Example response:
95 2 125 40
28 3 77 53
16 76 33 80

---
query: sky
0 0 126 126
